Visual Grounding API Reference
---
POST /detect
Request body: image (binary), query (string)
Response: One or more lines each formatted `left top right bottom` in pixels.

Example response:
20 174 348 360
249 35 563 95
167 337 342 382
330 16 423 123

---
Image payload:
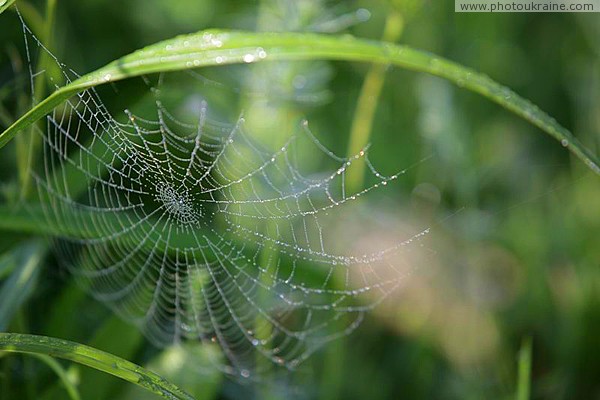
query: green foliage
0 241 45 331
0 333 195 400
1 30 598 174
0 0 16 14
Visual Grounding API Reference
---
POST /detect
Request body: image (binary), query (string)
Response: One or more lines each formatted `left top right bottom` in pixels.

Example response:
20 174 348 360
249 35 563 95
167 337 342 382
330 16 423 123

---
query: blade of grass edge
0 333 196 400
516 336 533 400
0 29 598 175
0 0 16 15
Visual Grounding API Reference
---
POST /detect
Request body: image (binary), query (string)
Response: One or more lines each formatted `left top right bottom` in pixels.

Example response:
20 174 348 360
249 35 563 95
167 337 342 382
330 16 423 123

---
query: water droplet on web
293 75 307 89
356 8 371 21
243 54 256 63
561 139 569 147
430 58 442 71
240 369 250 378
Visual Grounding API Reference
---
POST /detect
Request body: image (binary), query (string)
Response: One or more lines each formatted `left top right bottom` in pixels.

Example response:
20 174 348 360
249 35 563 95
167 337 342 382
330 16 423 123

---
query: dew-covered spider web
17 14 431 379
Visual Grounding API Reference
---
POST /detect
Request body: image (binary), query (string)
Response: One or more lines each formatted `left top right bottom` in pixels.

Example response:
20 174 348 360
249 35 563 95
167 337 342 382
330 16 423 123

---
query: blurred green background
1 0 599 399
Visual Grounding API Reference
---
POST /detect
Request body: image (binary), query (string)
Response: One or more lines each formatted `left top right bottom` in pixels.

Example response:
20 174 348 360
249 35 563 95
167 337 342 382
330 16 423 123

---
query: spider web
17 15 430 379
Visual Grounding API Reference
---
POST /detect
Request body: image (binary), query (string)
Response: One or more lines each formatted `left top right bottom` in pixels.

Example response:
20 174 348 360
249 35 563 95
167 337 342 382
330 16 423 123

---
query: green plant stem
16 0 57 198
0 29 598 175
0 333 195 400
347 10 404 191
516 336 532 400
31 353 81 400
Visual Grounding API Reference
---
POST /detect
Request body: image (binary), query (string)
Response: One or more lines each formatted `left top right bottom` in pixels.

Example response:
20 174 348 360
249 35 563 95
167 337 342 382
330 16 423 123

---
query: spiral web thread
18 16 430 379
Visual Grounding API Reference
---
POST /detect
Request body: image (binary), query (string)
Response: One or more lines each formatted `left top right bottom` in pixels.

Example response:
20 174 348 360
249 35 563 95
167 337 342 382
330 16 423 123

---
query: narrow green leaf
0 0 16 15
0 203 213 250
0 333 196 400
516 336 533 400
0 204 334 286
0 30 598 174
31 353 81 400
0 240 46 331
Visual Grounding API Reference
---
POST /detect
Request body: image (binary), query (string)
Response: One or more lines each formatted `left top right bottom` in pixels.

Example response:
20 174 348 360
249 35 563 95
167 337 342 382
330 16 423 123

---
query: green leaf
0 204 333 286
0 333 196 400
516 336 532 400
0 0 16 15
32 353 81 400
0 30 598 175
0 240 46 331
0 203 214 251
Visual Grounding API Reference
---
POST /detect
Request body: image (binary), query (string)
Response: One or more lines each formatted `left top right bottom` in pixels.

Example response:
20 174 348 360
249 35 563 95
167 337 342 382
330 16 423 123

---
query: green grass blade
0 0 16 15
516 336 533 400
347 10 404 192
17 0 59 199
0 240 46 331
0 333 196 400
0 30 598 174
30 353 81 400
0 203 212 251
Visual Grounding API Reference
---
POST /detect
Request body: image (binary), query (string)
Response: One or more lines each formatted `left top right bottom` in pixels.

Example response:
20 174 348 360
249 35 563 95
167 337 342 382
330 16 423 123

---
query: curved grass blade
0 333 196 400
0 30 598 175
0 0 16 15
